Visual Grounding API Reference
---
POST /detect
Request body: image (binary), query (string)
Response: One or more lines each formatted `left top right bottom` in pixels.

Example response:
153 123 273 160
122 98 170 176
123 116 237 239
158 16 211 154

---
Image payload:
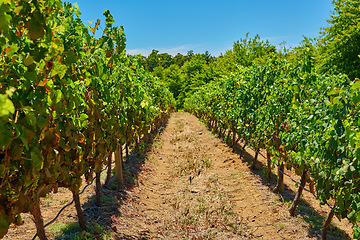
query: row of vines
185 52 360 239
0 0 175 239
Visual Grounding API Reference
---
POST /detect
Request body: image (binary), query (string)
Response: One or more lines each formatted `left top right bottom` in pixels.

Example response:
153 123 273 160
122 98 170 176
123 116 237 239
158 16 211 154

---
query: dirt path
110 112 352 239
3 112 353 239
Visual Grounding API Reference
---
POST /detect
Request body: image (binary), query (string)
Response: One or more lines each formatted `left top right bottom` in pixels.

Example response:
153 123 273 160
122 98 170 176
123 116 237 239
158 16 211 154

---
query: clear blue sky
70 0 334 57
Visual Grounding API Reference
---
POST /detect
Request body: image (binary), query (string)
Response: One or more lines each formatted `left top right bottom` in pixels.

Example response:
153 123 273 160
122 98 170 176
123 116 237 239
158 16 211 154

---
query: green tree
158 53 172 68
146 49 160 71
231 33 276 67
163 64 183 99
288 37 317 70
317 0 360 79
152 65 164 79
177 53 214 108
187 50 194 60
212 34 276 77
204 50 213 63
172 53 187 67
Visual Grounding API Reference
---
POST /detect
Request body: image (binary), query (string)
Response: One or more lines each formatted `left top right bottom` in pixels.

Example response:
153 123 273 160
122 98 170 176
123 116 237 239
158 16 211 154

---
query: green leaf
4 44 19 57
351 80 360 91
51 62 68 79
328 88 339 96
25 16 44 41
31 149 43 172
352 92 360 105
24 55 34 66
80 113 89 128
140 100 148 108
0 94 15 117
55 90 62 103
36 115 47 128
0 130 11 150
353 224 360 239
0 3 11 38
5 87 15 98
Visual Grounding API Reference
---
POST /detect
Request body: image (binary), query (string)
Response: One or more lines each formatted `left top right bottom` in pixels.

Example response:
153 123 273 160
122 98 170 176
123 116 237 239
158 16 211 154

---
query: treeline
139 0 360 111
136 34 298 108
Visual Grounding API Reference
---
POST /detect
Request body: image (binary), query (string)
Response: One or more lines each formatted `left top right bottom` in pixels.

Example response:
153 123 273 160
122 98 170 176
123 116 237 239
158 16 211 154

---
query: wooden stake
115 146 123 185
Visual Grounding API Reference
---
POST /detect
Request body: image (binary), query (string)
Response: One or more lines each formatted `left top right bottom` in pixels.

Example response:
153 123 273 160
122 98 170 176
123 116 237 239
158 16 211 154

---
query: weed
137 142 146 157
49 222 114 240
101 195 116 204
262 166 271 178
228 171 241 179
45 193 53 199
275 222 287 229
59 188 67 193
179 153 212 178
285 199 293 208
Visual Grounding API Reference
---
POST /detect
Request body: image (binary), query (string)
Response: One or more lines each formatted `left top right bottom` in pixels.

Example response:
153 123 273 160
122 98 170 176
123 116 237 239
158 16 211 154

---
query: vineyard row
0 1 175 239
184 53 360 239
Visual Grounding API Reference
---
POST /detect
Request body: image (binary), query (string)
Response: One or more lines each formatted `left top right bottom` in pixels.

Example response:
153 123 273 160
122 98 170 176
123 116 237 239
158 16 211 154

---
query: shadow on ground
52 117 170 240
203 121 351 240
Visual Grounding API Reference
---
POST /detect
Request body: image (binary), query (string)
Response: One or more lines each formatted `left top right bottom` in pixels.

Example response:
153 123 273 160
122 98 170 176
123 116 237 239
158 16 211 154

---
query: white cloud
126 44 194 56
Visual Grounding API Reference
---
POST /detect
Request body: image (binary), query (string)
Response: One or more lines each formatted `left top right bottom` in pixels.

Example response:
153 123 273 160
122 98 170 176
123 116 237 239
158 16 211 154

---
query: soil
3 112 354 239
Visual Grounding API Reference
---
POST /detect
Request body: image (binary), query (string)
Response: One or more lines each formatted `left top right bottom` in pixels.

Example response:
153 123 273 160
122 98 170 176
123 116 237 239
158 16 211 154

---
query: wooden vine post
115 145 123 185
105 154 112 186
273 153 284 193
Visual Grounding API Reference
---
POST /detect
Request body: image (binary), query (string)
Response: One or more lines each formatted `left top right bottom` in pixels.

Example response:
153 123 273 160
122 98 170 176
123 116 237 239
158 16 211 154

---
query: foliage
185 52 360 239
317 0 360 79
136 50 216 109
0 0 174 238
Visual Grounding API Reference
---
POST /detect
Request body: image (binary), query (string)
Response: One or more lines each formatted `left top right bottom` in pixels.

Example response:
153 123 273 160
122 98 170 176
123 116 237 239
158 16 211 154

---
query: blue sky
70 0 334 57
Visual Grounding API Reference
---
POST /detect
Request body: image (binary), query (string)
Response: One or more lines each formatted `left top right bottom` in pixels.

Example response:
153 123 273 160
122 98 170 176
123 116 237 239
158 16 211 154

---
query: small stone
199 132 203 135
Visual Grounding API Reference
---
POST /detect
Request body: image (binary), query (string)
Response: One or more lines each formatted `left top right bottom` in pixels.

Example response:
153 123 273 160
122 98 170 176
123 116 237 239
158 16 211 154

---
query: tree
231 33 276 67
158 53 172 68
152 65 164 79
288 37 317 70
177 54 214 108
212 34 276 76
172 53 187 67
317 0 360 79
163 64 182 99
146 49 160 72
187 50 194 60
204 50 213 63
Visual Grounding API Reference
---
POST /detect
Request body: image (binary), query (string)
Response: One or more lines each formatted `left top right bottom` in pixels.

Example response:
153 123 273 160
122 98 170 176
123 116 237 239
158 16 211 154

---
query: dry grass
161 116 248 239
162 174 248 239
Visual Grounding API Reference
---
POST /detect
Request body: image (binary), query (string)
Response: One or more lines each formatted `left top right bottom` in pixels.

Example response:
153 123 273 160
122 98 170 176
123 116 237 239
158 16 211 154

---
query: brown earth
3 112 354 239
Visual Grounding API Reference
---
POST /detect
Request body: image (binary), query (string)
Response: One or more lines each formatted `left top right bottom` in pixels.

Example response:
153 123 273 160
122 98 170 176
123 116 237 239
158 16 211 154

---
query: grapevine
185 53 360 239
0 1 174 239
